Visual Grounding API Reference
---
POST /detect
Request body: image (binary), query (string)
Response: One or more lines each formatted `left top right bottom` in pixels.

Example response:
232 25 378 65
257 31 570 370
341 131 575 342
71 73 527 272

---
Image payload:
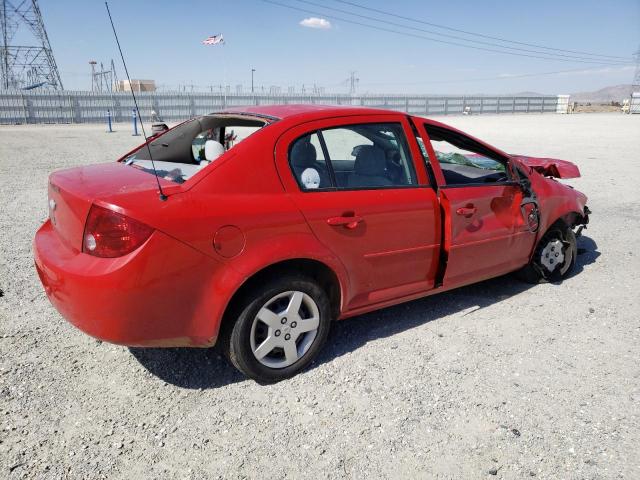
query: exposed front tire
222 274 331 383
516 223 577 284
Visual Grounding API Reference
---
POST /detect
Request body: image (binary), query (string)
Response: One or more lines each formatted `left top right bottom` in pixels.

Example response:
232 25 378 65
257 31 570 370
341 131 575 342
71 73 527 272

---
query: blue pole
132 108 139 136
106 109 113 133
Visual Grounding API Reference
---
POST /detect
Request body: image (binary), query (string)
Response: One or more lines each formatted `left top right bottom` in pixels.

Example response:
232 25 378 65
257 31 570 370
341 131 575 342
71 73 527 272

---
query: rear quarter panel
150 129 349 331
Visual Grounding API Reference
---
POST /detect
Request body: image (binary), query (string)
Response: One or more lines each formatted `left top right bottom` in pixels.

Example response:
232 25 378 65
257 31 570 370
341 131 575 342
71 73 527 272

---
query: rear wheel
223 274 331 383
517 223 577 284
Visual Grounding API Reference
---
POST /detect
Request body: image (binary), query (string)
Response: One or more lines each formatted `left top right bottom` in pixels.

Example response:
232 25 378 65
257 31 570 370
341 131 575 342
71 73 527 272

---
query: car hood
511 155 580 179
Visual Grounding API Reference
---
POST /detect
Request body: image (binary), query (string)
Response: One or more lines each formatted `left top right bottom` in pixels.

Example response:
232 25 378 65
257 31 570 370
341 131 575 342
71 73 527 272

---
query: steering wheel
484 172 509 183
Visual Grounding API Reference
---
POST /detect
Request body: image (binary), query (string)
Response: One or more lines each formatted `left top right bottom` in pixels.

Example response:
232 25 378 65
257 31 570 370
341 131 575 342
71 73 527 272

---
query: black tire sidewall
560 227 577 276
542 227 575 282
516 225 577 284
227 275 331 383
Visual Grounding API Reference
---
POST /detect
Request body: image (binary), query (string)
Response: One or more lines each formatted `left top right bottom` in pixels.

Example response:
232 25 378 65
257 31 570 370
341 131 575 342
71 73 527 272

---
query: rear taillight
83 205 153 258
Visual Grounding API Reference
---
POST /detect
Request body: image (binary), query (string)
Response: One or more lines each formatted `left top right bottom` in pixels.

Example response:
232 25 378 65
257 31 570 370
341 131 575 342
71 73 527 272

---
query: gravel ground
0 113 639 479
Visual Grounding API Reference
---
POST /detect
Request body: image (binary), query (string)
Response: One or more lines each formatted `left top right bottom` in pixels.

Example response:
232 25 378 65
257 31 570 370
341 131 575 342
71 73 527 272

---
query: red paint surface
33 105 589 347
512 155 581 179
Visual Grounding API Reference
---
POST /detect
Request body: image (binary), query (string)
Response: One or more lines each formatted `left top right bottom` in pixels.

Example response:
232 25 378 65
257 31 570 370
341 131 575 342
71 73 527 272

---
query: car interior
424 124 510 185
123 114 267 183
290 123 417 190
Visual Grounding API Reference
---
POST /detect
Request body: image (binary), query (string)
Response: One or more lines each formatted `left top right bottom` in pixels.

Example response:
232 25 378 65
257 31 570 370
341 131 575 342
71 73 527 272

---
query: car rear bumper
34 219 228 347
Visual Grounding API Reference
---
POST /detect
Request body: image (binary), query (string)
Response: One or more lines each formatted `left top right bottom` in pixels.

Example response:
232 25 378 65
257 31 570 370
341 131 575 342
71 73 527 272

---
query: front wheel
516 224 577 284
223 274 332 383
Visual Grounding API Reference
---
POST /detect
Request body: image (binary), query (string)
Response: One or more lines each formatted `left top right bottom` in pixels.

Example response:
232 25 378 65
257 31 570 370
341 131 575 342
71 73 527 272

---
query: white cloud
300 17 332 29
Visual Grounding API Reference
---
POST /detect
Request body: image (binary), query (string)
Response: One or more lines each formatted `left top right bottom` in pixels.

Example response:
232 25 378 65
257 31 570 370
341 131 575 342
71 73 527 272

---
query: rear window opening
123 114 269 183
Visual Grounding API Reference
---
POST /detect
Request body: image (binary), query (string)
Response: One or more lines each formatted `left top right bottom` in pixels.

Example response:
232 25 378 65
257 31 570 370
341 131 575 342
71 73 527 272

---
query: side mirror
204 140 225 162
512 164 532 194
520 200 540 233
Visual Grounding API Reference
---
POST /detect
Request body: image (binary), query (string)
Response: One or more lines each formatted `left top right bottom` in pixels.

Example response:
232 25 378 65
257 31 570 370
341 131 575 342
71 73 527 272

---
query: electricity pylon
0 0 63 90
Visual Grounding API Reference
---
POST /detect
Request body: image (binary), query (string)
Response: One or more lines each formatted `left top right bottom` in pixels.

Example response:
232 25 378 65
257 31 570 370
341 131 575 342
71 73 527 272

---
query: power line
358 65 634 87
260 0 631 66
294 0 629 64
332 0 629 61
91 64 629 93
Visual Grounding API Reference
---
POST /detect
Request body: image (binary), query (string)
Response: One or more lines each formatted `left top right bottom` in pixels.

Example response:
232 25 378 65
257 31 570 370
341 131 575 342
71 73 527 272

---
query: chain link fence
0 90 563 124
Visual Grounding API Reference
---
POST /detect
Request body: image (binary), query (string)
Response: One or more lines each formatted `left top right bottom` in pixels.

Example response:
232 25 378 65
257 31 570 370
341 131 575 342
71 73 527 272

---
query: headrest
291 140 317 167
204 140 225 162
354 145 386 176
300 167 321 189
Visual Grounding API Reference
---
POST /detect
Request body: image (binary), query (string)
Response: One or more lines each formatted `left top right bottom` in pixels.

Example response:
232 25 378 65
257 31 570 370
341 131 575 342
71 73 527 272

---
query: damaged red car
34 105 590 382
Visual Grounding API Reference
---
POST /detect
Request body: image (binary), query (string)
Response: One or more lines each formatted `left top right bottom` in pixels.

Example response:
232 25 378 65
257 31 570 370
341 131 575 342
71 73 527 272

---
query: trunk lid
47 162 174 252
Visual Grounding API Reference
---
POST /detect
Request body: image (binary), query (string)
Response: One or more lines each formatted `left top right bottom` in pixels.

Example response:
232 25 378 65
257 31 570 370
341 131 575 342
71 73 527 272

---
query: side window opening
320 127 373 188
425 125 509 186
289 123 419 191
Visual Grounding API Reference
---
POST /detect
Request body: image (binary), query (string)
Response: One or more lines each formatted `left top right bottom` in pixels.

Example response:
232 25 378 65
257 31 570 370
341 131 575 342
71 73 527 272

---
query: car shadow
129 346 245 389
130 234 598 389
568 233 600 279
314 274 528 370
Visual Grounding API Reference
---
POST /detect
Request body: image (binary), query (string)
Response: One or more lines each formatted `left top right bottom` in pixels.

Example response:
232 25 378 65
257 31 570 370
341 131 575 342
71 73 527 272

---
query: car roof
211 104 510 162
218 104 405 121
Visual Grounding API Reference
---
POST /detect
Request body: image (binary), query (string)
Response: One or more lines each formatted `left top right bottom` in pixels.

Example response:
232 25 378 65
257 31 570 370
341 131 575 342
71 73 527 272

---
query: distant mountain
570 84 633 103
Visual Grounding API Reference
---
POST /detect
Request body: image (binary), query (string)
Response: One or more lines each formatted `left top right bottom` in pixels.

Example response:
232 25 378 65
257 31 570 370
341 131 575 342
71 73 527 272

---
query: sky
35 0 640 94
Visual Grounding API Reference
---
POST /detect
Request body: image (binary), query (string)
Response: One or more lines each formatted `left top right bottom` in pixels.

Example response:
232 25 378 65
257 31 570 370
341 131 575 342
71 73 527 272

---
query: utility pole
89 59 117 92
110 59 118 90
348 71 359 95
89 60 97 92
251 68 255 94
631 46 640 96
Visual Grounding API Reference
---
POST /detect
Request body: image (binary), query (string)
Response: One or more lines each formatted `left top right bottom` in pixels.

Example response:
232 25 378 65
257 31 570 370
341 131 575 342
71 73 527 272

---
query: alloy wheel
249 291 320 368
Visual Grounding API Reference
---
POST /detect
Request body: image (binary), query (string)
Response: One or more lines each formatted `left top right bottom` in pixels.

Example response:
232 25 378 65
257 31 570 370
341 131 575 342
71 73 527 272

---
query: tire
516 223 577 284
221 274 332 383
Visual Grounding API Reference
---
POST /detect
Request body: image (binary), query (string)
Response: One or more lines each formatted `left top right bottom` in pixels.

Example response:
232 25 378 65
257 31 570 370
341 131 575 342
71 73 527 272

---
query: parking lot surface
0 113 638 479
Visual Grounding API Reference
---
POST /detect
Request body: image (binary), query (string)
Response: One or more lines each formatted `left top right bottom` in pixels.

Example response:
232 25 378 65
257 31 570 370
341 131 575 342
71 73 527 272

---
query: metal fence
0 90 563 124
631 92 640 114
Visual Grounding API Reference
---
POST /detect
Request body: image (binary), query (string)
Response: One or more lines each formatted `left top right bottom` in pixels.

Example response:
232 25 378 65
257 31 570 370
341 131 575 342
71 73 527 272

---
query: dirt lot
572 104 622 114
0 113 639 479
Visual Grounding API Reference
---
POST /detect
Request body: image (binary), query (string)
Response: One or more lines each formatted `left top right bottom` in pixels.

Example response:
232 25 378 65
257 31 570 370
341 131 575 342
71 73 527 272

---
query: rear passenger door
276 115 441 311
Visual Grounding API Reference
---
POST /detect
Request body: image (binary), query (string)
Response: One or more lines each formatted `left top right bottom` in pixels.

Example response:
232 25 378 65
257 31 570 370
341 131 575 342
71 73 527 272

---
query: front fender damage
512 155 581 179
511 155 590 242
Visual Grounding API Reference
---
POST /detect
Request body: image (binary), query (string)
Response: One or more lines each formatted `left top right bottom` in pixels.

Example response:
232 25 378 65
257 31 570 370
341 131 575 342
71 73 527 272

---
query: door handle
456 206 477 217
327 215 363 229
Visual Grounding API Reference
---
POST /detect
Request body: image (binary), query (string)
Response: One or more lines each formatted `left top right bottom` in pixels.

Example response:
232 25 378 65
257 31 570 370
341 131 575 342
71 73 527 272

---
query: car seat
291 139 330 188
347 145 393 188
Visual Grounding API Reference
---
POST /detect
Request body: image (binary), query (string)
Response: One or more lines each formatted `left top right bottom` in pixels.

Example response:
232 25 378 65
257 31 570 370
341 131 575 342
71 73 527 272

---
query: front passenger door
414 121 537 287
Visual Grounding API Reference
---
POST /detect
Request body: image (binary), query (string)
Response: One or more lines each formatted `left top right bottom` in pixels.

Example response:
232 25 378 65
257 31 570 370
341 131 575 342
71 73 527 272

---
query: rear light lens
83 205 153 258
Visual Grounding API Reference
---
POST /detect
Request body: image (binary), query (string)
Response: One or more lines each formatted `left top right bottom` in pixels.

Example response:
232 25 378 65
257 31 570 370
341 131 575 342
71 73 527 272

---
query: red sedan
34 105 589 382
